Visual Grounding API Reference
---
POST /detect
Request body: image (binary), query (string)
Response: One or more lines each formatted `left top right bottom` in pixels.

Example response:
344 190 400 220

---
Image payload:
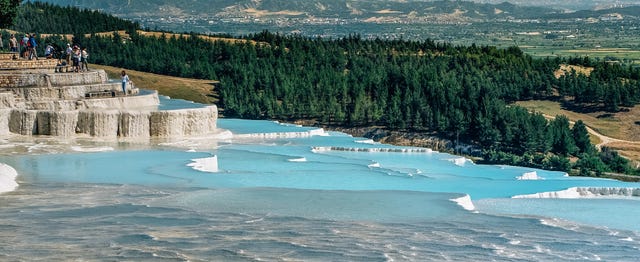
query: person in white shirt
81 47 89 71
121 70 130 95
65 43 73 65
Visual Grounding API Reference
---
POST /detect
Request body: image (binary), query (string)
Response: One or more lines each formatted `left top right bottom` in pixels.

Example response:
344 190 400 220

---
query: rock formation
0 52 217 139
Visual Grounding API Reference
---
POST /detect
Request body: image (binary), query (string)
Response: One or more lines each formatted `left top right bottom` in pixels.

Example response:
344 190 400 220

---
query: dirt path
585 126 627 149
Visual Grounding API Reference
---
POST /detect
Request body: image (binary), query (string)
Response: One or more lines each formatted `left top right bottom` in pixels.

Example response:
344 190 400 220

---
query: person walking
121 70 130 95
9 34 17 53
28 34 38 60
0 34 4 51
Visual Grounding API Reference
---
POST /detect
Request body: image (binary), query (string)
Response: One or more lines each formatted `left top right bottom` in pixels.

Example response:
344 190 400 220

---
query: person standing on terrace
81 47 89 71
121 70 130 95
20 34 28 58
65 43 72 65
9 34 17 53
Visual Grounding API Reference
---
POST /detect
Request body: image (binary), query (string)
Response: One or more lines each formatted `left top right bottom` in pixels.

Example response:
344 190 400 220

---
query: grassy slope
93 64 218 105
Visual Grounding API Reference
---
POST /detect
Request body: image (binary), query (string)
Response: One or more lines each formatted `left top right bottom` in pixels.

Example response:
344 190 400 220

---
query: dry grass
515 100 640 163
554 64 594 78
243 8 304 17
93 64 218 104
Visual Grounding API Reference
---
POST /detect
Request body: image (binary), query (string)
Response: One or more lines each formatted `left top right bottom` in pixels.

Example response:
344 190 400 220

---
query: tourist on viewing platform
0 34 4 50
20 34 28 58
44 44 54 59
65 43 72 65
28 34 38 60
81 47 89 71
9 34 17 53
121 70 130 95
72 45 80 72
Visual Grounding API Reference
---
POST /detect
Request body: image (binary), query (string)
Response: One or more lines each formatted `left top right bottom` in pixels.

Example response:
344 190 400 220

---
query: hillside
38 0 560 21
479 0 640 11
544 5 640 19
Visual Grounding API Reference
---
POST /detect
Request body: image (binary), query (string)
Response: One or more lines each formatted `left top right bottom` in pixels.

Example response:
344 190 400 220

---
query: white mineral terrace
0 52 217 138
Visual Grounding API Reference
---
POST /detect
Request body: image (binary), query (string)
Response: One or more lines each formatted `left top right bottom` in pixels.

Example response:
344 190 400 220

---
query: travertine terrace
0 53 217 138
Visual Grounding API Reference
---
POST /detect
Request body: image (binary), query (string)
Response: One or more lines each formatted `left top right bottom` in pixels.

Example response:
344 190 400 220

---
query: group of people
2 33 40 60
3 32 125 92
61 43 89 72
1 33 90 72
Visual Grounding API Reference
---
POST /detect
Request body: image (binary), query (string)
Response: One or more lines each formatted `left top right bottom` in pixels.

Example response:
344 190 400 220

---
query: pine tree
548 115 578 156
572 120 595 154
0 0 20 28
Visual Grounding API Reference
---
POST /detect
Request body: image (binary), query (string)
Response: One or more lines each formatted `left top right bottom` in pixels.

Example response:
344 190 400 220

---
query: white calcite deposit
0 52 218 139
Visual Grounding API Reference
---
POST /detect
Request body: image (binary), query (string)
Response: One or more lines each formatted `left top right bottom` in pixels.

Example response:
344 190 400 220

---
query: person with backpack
28 34 38 60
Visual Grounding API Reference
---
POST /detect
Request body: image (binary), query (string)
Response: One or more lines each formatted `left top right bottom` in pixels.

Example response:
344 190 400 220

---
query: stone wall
0 70 107 88
0 59 57 70
0 53 18 60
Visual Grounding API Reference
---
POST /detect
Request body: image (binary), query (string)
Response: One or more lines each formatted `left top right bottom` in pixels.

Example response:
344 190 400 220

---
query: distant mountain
544 6 640 19
477 0 640 11
35 0 561 21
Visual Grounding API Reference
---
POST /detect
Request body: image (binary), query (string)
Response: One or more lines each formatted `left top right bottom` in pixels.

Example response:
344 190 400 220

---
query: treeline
11 1 139 34
11 3 640 177
557 59 640 112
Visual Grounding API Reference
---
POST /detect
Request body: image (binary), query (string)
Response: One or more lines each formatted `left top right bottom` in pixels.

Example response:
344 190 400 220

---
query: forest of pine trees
5 2 640 177
12 1 139 34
